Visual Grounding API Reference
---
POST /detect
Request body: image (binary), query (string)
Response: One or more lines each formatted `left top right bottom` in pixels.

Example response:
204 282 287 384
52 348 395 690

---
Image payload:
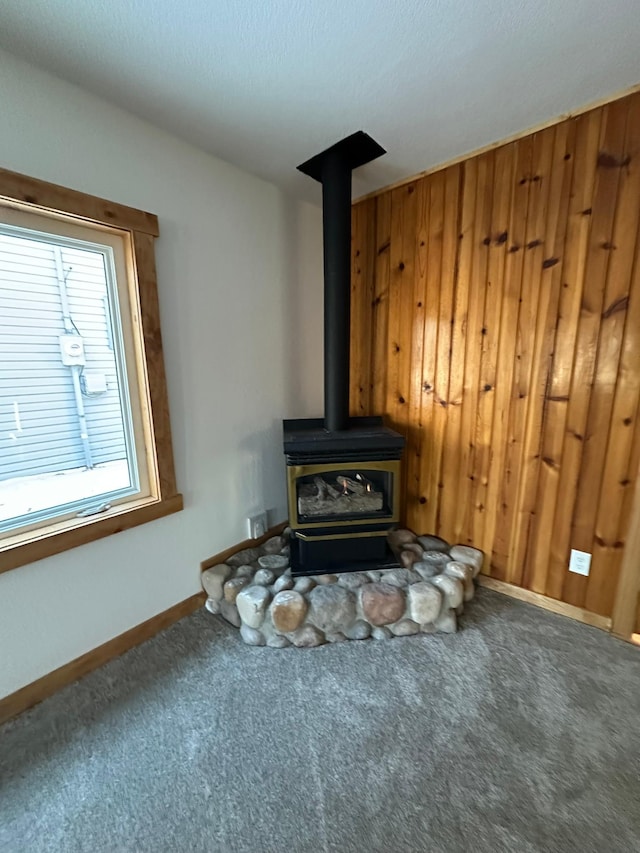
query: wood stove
284 132 405 577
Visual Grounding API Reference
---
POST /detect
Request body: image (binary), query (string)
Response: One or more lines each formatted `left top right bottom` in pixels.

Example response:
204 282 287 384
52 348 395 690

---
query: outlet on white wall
247 512 268 540
569 549 592 576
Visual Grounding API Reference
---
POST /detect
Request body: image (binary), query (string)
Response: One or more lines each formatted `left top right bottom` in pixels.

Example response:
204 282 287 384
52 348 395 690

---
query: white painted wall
0 49 324 699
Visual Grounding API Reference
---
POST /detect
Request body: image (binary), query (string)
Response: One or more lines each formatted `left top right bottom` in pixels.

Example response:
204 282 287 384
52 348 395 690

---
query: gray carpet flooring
1 588 639 853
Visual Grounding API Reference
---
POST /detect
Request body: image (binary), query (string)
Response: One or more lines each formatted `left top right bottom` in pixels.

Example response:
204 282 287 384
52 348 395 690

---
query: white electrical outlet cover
569 549 592 576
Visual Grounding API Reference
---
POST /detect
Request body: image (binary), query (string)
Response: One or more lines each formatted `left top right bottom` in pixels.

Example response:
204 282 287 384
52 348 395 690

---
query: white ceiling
1 0 639 205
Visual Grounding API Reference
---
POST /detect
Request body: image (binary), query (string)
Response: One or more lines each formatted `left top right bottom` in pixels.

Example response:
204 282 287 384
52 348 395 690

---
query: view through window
0 220 146 534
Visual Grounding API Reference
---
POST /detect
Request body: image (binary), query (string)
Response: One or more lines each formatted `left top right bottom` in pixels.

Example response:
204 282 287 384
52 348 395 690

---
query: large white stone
445 561 475 602
408 582 443 624
273 573 294 593
220 600 241 627
444 561 473 584
262 535 286 554
435 609 457 633
430 575 464 609
390 619 420 636
236 585 271 628
258 554 289 572
204 597 220 614
449 545 484 577
240 624 265 646
253 568 275 586
308 585 356 634
416 534 450 553
271 590 307 633
201 564 231 601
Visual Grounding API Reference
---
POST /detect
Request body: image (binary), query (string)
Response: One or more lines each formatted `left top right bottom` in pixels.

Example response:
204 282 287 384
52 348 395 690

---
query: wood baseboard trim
0 591 205 727
200 521 288 572
478 576 612 632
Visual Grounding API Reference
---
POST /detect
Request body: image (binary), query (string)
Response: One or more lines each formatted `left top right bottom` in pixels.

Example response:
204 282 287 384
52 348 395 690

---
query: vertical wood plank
419 171 445 532
432 166 461 533
370 192 392 416
439 162 473 540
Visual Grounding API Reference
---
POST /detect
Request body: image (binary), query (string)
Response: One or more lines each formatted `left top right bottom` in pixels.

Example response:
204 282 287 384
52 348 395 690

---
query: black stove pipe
298 132 386 432
321 151 351 432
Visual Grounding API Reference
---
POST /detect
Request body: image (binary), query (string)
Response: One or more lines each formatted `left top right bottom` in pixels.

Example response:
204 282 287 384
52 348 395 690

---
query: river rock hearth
202 529 484 647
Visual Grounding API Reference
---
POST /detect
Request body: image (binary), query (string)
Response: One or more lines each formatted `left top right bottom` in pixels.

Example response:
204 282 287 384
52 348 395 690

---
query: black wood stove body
284 132 405 577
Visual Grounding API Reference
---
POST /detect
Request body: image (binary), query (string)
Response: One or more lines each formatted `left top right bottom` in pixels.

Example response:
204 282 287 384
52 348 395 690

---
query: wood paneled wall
350 91 640 618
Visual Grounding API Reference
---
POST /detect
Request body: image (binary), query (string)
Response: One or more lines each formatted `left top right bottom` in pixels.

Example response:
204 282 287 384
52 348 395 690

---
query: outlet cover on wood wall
569 549 592 576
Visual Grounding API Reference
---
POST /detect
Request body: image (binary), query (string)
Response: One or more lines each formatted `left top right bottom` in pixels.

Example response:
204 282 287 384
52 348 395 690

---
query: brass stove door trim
295 529 389 542
287 459 401 530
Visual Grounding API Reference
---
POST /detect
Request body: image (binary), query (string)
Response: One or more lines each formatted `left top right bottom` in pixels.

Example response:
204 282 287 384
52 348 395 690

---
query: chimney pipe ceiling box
297 131 386 181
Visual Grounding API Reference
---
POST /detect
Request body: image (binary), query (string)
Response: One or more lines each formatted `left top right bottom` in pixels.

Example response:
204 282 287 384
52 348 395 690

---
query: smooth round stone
258 554 289 571
421 551 451 568
315 574 338 585
201 564 231 601
308 585 356 634
408 582 443 624
435 609 457 634
401 543 424 557
253 568 275 586
444 562 475 602
234 565 254 579
272 574 294 593
271 590 307 633
262 535 286 554
380 568 416 587
220 600 241 627
444 561 473 584
449 545 484 577
236 585 271 628
289 625 325 648
338 572 370 590
267 634 291 648
372 626 392 640
345 620 371 640
400 550 420 568
430 574 464 609
204 597 220 615
294 576 316 594
417 534 450 553
413 561 440 580
388 528 417 550
224 576 249 603
227 547 262 567
325 632 348 643
240 624 265 646
360 583 405 626
280 545 291 558
390 619 420 636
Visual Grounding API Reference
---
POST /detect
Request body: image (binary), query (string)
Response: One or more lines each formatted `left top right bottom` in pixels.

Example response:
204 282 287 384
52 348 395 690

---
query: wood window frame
0 167 183 573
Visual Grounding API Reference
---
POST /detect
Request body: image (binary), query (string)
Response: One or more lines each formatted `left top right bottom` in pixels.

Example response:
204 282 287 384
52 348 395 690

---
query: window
0 168 182 573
